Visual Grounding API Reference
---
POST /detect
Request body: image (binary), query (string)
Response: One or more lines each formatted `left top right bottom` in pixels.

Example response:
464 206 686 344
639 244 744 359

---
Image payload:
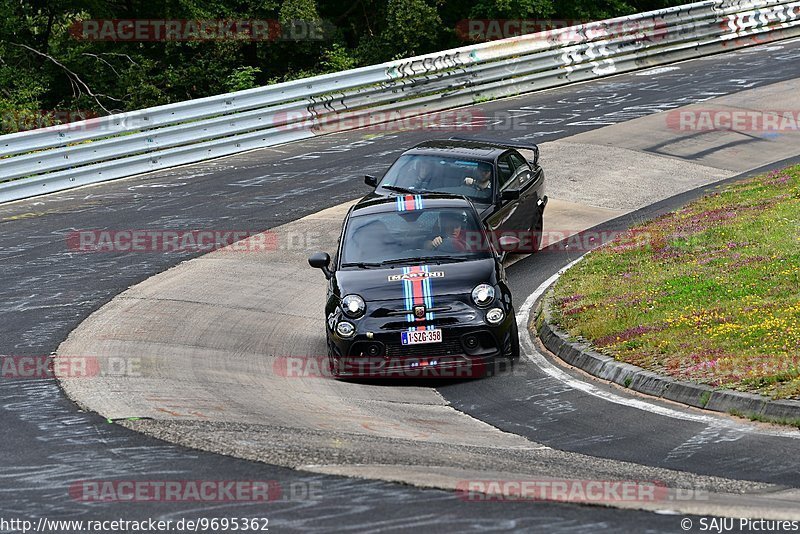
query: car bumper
326 311 516 379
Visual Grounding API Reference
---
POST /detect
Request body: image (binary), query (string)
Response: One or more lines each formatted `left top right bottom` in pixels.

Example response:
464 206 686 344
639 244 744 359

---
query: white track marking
516 256 800 439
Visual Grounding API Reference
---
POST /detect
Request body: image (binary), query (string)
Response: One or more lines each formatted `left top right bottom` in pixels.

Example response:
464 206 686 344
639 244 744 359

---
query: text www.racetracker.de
0 517 270 533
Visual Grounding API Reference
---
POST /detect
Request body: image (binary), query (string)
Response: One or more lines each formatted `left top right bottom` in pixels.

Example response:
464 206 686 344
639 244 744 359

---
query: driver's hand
464 177 475 186
431 236 443 248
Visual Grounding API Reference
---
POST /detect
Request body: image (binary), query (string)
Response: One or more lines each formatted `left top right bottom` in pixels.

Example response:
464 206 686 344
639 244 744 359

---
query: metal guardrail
1 0 798 203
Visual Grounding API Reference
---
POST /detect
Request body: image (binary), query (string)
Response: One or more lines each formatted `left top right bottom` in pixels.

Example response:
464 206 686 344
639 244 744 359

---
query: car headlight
336 321 356 338
486 307 505 325
341 295 366 318
471 284 495 307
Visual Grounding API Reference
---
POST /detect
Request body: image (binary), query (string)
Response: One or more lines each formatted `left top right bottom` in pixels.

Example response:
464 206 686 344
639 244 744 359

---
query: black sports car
308 193 520 378
364 138 547 252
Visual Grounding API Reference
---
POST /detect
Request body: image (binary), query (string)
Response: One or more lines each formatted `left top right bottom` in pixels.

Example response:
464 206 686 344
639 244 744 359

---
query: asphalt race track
2 39 800 532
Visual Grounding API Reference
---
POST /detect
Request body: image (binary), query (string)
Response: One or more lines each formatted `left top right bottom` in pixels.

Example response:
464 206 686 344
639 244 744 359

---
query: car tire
530 212 543 253
502 315 520 364
510 319 520 362
327 342 343 379
495 320 520 375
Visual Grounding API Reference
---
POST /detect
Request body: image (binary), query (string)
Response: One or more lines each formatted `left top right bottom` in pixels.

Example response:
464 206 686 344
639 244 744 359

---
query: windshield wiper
423 255 472 264
380 185 428 195
341 261 384 268
380 255 470 266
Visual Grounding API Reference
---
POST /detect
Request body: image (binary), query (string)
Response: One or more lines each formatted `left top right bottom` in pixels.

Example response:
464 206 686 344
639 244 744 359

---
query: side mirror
497 235 520 262
500 189 520 202
308 251 333 279
364 175 377 187
498 235 521 252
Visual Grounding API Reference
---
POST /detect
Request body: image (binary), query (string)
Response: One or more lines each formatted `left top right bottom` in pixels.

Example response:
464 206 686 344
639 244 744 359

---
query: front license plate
401 329 442 345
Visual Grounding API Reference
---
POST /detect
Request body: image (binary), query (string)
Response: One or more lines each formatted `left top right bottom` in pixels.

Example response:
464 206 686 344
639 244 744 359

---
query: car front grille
385 336 464 358
381 317 459 330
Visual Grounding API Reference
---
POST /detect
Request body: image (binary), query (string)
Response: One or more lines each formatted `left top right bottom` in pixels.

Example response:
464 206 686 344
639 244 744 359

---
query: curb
534 292 800 422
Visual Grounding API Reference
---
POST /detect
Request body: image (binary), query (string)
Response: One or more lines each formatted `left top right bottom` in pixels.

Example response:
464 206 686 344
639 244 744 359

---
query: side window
497 154 516 189
509 152 532 186
508 153 527 170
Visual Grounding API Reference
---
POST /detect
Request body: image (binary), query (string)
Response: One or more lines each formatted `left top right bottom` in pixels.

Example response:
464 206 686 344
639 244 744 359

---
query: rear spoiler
448 136 540 167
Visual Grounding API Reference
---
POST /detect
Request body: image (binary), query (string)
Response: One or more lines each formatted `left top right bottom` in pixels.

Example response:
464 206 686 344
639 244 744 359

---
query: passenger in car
464 163 493 191
413 158 438 189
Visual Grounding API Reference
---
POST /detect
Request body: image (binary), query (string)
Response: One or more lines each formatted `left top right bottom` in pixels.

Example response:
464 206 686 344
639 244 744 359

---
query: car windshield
340 207 493 267
377 155 493 204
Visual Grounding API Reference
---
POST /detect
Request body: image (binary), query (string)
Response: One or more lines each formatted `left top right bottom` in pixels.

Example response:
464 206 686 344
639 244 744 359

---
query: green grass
551 165 800 400
728 409 800 429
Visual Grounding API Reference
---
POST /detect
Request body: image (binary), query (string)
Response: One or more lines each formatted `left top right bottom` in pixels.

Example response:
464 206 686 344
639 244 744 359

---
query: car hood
335 258 497 303
367 190 492 217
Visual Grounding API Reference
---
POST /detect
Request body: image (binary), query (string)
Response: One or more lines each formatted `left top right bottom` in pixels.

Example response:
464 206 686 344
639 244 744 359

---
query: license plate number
401 329 442 345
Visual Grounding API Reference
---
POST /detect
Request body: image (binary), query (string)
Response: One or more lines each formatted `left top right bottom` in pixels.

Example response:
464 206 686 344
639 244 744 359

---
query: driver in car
425 211 468 252
413 158 437 189
353 219 393 258
464 162 492 192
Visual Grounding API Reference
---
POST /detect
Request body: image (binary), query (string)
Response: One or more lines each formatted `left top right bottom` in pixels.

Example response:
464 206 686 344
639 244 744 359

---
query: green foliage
0 0 684 133
470 0 555 18
379 0 442 59
224 66 263 92
279 0 320 24
320 43 357 73
729 409 800 429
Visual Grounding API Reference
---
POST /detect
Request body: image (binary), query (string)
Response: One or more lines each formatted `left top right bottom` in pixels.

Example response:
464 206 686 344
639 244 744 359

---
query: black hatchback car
308 193 520 378
365 138 547 252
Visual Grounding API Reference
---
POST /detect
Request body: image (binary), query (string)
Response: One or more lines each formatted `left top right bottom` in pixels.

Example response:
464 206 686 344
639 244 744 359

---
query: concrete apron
57 78 800 518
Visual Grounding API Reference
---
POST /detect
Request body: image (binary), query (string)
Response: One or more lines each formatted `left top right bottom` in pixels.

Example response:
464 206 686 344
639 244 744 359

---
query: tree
0 0 684 133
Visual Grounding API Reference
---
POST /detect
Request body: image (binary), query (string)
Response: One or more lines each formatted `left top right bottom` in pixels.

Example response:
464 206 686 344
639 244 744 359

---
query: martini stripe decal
397 265 436 331
395 195 424 212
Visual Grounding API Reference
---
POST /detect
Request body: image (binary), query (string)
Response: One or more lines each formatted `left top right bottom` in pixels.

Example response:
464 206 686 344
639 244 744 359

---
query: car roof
350 192 476 217
403 139 509 160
